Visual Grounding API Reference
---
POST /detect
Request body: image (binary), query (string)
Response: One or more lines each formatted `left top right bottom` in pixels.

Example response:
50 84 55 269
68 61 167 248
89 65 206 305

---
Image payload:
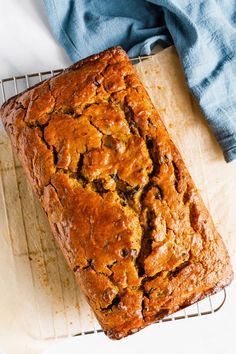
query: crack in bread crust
0 46 233 340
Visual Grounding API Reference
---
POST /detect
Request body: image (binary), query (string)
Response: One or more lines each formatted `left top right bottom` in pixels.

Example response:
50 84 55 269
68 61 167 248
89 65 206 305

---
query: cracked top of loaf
0 46 233 339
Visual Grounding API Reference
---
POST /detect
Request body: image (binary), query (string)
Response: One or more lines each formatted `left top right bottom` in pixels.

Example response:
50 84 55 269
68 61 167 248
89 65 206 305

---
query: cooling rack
0 56 227 341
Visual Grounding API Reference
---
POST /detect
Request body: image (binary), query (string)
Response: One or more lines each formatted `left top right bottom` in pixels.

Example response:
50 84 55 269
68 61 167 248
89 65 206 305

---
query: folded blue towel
44 0 236 162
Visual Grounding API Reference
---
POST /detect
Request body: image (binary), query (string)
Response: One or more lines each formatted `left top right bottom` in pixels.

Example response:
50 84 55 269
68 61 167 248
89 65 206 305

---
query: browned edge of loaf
0 47 125 110
0 46 233 340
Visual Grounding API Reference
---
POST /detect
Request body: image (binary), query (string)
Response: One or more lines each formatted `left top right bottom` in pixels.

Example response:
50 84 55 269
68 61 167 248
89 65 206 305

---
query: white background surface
0 1 235 354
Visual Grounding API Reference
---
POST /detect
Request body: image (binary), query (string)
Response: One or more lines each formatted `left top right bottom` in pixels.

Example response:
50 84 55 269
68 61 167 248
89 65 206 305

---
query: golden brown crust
0 46 233 339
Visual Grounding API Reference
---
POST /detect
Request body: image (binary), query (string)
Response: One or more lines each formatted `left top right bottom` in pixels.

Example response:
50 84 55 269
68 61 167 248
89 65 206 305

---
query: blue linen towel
43 0 236 162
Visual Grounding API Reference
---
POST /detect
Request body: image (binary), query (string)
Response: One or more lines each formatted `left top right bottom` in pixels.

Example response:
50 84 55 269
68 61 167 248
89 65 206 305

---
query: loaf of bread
0 47 233 339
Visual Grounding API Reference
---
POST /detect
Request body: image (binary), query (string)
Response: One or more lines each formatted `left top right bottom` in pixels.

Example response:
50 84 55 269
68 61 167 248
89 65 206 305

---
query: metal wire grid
0 57 227 340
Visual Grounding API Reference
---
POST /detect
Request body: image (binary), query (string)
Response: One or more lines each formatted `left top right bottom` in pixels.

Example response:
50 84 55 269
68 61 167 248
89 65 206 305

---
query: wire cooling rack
0 57 227 340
